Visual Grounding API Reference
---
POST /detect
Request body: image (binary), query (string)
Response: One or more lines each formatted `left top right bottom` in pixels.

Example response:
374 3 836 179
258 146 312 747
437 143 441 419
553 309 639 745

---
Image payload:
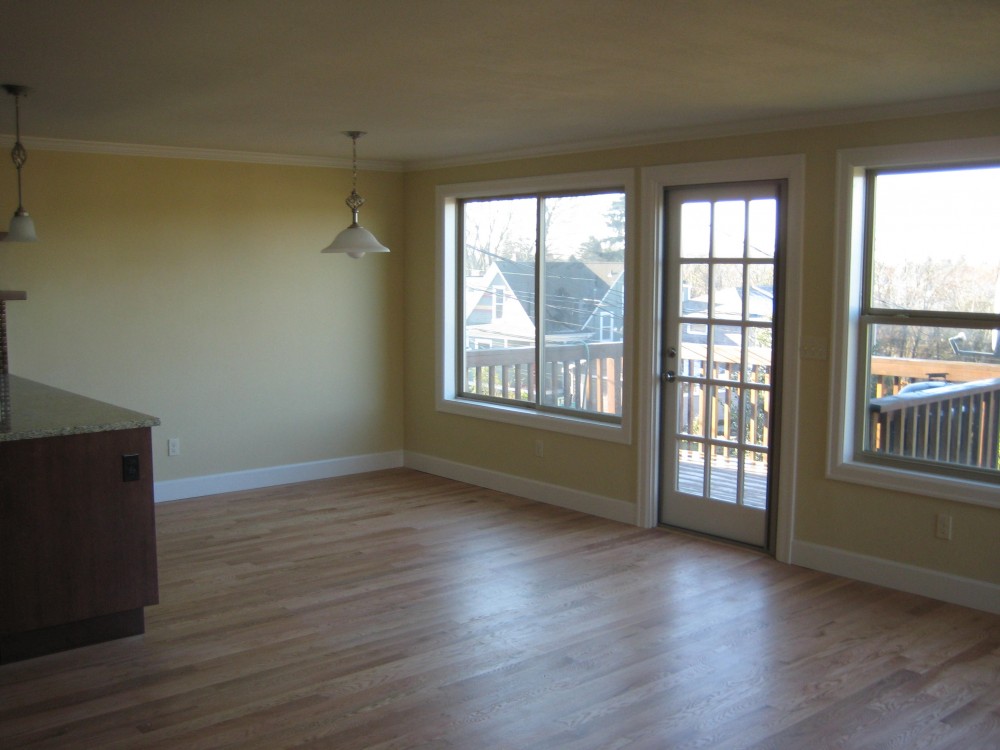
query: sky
463 192 622 260
873 165 1000 266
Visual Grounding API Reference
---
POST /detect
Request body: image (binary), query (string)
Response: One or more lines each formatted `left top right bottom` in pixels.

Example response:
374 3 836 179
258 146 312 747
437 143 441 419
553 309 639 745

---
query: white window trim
436 169 634 444
829 136 1000 508
637 154 805 563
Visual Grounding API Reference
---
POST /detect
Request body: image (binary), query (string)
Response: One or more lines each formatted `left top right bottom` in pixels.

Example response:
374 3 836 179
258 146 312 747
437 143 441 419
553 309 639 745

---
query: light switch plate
800 336 828 360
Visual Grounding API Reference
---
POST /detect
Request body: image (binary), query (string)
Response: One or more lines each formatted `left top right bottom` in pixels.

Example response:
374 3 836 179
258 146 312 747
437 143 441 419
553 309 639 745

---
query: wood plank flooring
2 468 999 749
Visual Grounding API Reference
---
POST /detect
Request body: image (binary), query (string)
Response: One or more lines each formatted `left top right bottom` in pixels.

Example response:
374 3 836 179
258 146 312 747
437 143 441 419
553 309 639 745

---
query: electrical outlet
935 513 953 541
168 438 180 457
534 439 544 458
122 453 140 482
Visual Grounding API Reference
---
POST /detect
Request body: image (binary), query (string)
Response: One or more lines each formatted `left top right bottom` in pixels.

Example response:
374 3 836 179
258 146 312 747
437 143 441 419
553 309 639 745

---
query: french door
659 181 785 547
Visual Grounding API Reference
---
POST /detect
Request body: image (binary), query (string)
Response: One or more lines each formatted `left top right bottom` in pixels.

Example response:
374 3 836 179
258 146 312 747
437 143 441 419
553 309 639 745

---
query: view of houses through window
861 164 1000 479
460 191 625 419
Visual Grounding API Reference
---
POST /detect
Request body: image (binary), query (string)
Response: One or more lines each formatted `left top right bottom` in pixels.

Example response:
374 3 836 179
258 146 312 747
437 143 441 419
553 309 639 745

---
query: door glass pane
680 202 711 258
742 450 768 508
677 440 705 495
708 451 738 503
745 326 772 384
681 263 709 317
742 387 770 447
712 264 744 319
712 327 742 381
680 338 707 379
748 198 777 258
710 385 739 442
747 264 775 322
678 381 704 437
713 200 746 258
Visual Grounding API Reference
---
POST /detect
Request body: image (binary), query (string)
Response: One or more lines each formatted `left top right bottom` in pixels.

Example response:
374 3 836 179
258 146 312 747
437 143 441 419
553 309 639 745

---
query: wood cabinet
0 379 159 664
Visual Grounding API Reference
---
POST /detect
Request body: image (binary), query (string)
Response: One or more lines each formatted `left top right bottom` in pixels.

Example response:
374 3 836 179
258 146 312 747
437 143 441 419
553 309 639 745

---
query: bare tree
464 199 536 271
871 256 1000 359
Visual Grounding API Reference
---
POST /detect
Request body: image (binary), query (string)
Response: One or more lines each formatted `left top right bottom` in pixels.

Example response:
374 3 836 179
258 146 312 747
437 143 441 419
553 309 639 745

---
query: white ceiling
1 0 999 168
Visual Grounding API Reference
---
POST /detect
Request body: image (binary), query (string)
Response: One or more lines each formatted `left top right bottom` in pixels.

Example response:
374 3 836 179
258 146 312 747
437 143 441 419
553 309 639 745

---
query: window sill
437 397 630 444
827 457 999 509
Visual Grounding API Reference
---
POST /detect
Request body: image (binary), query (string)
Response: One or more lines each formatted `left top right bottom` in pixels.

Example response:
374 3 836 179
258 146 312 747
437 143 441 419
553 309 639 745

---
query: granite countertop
0 375 160 442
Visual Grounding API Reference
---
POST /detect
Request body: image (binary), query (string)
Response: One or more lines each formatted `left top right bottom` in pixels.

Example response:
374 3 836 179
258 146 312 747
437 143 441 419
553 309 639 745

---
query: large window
833 139 1000 505
438 171 632 440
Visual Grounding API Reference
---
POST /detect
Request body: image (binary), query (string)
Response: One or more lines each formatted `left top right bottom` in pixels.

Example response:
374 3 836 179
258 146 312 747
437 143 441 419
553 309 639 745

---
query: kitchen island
0 375 160 663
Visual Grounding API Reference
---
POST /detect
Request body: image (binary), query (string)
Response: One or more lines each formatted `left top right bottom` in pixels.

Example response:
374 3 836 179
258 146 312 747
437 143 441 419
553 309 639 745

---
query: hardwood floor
2 468 998 749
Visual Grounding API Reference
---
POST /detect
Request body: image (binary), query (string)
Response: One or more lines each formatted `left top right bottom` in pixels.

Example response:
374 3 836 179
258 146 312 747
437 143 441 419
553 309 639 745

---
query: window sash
457 189 626 423
861 165 1000 319
855 164 1000 482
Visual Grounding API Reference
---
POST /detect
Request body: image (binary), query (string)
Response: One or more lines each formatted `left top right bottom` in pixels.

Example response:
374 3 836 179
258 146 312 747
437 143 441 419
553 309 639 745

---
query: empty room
1 2 999 748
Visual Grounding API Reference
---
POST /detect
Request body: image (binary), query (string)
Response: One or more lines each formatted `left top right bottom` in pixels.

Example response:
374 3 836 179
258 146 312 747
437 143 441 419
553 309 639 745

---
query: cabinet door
0 428 158 633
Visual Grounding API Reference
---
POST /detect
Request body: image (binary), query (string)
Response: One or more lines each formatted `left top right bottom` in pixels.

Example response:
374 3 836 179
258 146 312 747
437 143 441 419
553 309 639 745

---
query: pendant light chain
2 83 37 241
11 91 27 212
344 131 366 225
351 133 358 191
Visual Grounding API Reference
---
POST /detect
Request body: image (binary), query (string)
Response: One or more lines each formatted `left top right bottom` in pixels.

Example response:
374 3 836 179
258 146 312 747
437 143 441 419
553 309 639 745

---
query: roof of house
493 259 622 335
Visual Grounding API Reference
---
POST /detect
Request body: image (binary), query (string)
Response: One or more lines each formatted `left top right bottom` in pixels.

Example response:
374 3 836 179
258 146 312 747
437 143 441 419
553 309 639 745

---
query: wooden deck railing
870 356 999 398
466 346 1000 470
869 377 1000 470
465 341 623 415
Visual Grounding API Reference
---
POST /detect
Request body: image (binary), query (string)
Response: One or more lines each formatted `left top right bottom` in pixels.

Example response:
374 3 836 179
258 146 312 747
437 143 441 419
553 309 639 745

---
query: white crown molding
406 91 1000 171
2 91 997 172
0 135 405 172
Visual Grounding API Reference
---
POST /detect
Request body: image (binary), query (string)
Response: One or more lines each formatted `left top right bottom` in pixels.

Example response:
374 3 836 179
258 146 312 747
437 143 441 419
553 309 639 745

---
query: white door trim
636 155 806 562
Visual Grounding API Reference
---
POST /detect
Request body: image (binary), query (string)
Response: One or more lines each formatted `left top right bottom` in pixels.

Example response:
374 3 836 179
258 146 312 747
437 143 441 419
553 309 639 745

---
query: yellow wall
2 106 996 588
403 106 1000 585
1 150 404 481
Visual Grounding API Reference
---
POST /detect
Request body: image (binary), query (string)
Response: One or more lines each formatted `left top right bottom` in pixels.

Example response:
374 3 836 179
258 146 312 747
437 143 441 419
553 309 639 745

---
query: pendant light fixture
321 131 388 259
2 85 37 243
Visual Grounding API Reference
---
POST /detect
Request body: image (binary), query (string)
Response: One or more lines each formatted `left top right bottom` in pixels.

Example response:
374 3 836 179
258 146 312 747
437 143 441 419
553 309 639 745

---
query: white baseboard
153 452 997 615
404 451 636 525
153 451 404 502
791 540 1000 615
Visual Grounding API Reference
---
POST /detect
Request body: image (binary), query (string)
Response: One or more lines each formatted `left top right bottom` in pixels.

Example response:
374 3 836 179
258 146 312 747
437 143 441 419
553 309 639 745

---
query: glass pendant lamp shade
6 209 36 243
321 224 389 259
321 131 388 259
